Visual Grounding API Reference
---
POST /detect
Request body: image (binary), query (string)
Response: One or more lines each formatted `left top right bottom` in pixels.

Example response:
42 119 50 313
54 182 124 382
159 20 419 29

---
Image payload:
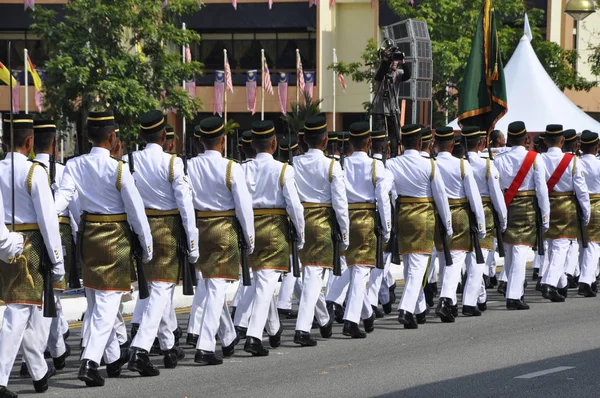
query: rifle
236 218 251 286
332 146 343 277
374 153 385 270
576 194 588 249
463 138 485 264
430 149 453 266
487 142 505 258
287 128 300 278
42 153 57 318
180 135 195 295
127 149 149 300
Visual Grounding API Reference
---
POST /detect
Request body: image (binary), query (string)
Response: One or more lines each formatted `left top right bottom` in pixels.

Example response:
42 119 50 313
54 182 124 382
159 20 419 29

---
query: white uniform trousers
579 241 599 285
377 257 395 306
478 278 487 304
503 244 529 300
367 253 390 307
0 305 49 386
131 282 175 352
45 295 67 358
343 265 373 324
325 255 350 306
438 250 467 305
428 248 439 283
463 249 488 307
485 239 497 277
565 240 580 277
277 268 302 311
196 278 237 352
542 239 571 288
533 241 549 276
131 296 149 325
81 288 123 365
188 270 206 335
247 269 281 339
233 281 255 329
398 254 429 314
230 281 244 308
296 266 330 332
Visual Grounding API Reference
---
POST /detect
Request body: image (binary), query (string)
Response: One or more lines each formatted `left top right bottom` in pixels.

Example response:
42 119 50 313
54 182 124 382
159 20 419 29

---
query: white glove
13 233 24 257
478 231 486 240
52 261 65 283
188 248 199 264
247 245 255 255
297 240 305 251
341 242 349 252
383 232 391 243
142 253 153 264
446 228 454 238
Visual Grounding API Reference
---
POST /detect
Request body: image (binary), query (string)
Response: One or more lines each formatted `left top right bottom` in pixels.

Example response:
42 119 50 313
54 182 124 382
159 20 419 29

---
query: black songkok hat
304 115 327 136
140 110 166 135
252 120 276 140
199 116 225 139
88 110 115 128
33 119 56 135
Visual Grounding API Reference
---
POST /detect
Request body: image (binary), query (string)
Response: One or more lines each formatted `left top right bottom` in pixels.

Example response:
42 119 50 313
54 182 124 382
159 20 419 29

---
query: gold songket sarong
81 214 135 291
435 198 471 252
300 203 334 268
196 210 239 280
503 191 537 246
54 217 73 290
546 192 578 240
396 197 435 255
346 203 377 267
587 194 600 243
480 199 495 251
249 209 290 272
145 209 185 284
0 225 45 306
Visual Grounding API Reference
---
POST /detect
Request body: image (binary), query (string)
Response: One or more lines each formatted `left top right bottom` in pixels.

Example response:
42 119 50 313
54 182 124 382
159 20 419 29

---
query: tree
32 0 203 151
331 0 596 125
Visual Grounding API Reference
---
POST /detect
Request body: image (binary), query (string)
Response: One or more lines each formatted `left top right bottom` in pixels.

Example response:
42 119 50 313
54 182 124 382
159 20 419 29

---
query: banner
277 72 289 115
246 70 257 115
214 71 225 116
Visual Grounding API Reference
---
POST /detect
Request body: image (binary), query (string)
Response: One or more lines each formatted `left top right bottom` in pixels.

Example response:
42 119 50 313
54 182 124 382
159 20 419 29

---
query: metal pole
333 48 336 131
182 23 187 154
296 49 300 106
24 48 28 114
261 49 265 121
224 49 228 158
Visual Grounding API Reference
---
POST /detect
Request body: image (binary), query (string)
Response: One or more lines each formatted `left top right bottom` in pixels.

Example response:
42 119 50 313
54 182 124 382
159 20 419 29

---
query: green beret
241 130 253 144
581 131 598 145
252 120 275 140
327 131 338 141
88 110 115 128
401 124 421 136
349 122 370 138
435 126 454 141
279 135 299 150
563 129 577 142
33 119 56 135
140 110 166 135
421 127 432 142
371 130 387 141
3 113 34 131
508 121 526 136
199 116 225 139
545 124 563 136
304 115 327 136
461 126 481 137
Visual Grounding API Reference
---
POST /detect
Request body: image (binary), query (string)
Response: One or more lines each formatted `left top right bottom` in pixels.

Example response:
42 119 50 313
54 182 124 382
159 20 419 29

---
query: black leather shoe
567 274 578 288
186 333 199 347
268 326 283 348
424 283 435 307
381 300 393 314
557 287 568 298
244 337 269 356
371 305 385 319
363 313 375 333
277 308 298 319
489 276 498 288
398 310 417 329
535 280 543 292
173 326 182 347
319 315 333 339
53 344 71 371
506 299 530 310
532 268 539 281
150 338 161 355
578 283 597 297
294 330 317 346
592 281 598 293
127 348 160 377
542 285 565 302
416 309 428 325
222 334 240 358
20 362 30 378
0 386 17 398
130 323 140 340
333 303 345 324
234 326 247 340
451 305 458 318
343 321 367 338
497 281 507 296
107 346 129 378
477 302 487 312
194 350 223 365
33 364 55 393
78 359 105 387
435 298 455 323
462 305 482 317
163 346 185 369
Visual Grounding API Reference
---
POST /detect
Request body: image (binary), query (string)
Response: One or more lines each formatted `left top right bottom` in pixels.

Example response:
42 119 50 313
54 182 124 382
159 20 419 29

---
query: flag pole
332 48 336 131
296 49 300 106
182 23 187 155
24 48 28 114
261 49 265 121
224 49 228 158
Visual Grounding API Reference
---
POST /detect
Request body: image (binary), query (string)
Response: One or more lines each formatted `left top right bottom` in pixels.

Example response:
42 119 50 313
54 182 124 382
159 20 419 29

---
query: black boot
293 331 317 346
398 310 417 329
243 337 269 357
557 287 568 299
435 298 455 323
371 305 385 319
477 301 488 312
163 346 185 369
53 344 71 371
497 281 507 296
381 300 393 315
424 283 435 307
127 347 160 377
489 276 498 288
186 333 199 347
542 285 565 302
234 326 247 340
578 282 597 298
462 305 482 317
535 280 543 292
363 313 375 333
194 350 223 365
78 359 104 387
222 334 240 358
342 321 367 338
0 386 17 398
333 303 345 324
592 281 598 293
532 268 539 281
130 323 140 340
173 326 182 347
150 338 161 355
567 274 578 289
451 305 459 318
268 325 283 348
106 346 129 378
319 315 333 339
506 299 530 310
33 364 55 393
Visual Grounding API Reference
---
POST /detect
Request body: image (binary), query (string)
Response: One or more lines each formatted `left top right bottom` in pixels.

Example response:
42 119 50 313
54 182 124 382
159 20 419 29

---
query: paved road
9 272 600 397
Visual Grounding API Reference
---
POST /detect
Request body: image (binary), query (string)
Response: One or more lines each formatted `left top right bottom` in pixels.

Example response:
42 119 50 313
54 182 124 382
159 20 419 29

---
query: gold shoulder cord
486 158 491 180
329 159 335 183
116 161 123 192
169 154 177 183
226 159 234 192
280 162 288 189
429 158 435 182
572 156 577 176
371 159 377 187
27 163 42 194
460 158 465 180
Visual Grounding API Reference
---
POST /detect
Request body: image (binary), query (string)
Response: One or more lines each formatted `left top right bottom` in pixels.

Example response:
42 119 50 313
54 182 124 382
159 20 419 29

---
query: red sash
546 153 573 193
504 151 538 206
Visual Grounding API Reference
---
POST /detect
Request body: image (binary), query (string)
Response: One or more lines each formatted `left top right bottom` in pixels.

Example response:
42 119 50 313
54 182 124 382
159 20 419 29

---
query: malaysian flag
262 55 274 95
246 70 257 115
304 71 314 100
269 0 273 9
213 71 225 116
185 44 192 63
277 72 289 115
11 70 20 113
332 50 347 91
232 0 237 9
224 53 234 93
296 51 305 93
24 0 34 10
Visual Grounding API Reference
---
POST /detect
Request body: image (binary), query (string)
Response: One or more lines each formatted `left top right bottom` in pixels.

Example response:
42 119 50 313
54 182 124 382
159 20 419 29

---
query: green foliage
589 44 600 78
32 0 204 149
281 91 323 134
224 119 240 136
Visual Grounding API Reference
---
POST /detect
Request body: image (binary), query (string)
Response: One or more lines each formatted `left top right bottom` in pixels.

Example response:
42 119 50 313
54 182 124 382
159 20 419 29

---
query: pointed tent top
524 13 533 42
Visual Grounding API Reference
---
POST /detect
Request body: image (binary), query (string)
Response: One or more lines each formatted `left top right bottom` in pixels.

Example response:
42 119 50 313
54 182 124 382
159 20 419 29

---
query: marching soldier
186 117 254 365
494 122 549 307
0 114 64 396
243 120 305 356
387 124 452 328
127 110 198 375
539 125 590 301
293 115 348 346
325 131 339 159
432 126 485 322
55 110 153 387
342 122 392 337
163 125 176 153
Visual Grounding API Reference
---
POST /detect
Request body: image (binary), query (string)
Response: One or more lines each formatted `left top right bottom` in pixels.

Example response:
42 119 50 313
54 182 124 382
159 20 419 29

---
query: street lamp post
564 0 596 70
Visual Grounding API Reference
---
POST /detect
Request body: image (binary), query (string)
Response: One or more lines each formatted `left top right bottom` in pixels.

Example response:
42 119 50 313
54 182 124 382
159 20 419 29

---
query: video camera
379 38 404 63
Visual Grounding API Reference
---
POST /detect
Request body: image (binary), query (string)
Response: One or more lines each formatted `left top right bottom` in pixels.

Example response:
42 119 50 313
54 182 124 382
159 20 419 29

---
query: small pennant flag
332 50 347 91
246 70 257 115
296 51 305 94
232 0 237 9
214 71 225 116
11 70 21 113
262 55 274 95
24 0 34 10
304 71 314 100
269 0 273 9
277 72 289 115
225 53 234 93
185 44 192 64
186 79 196 99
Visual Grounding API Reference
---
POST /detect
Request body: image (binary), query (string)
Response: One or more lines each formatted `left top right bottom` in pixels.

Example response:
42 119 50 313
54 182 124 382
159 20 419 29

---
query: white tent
449 34 600 133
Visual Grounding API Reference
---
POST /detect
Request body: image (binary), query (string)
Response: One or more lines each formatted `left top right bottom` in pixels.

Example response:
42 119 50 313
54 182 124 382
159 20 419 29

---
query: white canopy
449 35 600 133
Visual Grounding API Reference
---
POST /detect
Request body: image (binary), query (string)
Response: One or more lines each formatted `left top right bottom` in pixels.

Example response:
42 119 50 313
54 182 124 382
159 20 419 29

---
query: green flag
458 0 508 132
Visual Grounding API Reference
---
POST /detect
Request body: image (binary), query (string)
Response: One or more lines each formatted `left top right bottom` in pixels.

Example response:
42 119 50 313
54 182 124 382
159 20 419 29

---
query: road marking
515 366 575 379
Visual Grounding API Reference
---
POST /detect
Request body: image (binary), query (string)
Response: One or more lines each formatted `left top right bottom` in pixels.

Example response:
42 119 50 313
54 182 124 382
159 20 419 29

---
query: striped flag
11 70 20 113
27 54 44 111
262 55 274 95
269 0 273 9
232 0 237 9
185 44 192 63
332 50 347 91
214 71 225 116
0 61 18 88
304 71 314 100
24 0 34 10
246 70 257 115
277 72 289 115
296 51 305 94
224 53 234 93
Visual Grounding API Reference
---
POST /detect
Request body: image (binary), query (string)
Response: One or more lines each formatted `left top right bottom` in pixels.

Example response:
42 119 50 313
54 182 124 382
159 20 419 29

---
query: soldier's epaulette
421 155 431 159
242 159 252 164
112 156 125 163
371 156 384 163
29 159 48 169
230 158 241 164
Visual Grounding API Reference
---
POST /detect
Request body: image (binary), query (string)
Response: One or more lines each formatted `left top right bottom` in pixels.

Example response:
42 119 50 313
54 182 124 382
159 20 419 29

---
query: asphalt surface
9 270 600 398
